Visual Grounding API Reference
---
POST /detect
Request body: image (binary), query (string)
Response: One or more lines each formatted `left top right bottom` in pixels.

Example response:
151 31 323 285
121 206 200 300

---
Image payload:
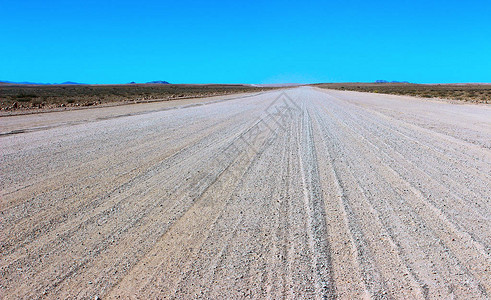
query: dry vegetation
314 82 491 103
0 83 274 111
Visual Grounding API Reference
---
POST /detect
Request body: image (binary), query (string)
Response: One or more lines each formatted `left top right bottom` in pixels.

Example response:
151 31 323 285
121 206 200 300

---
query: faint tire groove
314 95 489 297
322 99 490 250
297 105 336 299
313 102 425 298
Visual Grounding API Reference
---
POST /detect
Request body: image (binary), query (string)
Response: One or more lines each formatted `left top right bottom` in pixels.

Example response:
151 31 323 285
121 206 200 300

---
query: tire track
320 96 490 250
313 93 489 298
1 87 489 299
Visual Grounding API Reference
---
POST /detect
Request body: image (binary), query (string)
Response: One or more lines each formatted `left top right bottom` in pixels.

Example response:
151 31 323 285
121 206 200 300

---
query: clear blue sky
1 0 490 84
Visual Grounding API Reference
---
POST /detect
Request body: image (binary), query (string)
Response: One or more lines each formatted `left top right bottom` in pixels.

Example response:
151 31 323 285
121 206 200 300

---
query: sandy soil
1 87 490 299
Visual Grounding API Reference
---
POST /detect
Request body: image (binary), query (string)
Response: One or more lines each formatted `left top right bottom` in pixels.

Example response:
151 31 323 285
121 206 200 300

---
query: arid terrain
0 83 274 113
1 87 490 299
315 82 491 103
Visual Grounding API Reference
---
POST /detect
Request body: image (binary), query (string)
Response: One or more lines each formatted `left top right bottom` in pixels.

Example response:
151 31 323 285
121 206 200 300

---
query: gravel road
1 87 490 299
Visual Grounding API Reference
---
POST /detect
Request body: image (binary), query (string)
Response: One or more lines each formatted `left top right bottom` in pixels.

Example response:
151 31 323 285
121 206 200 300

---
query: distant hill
375 80 409 83
0 80 50 85
146 81 170 84
60 81 85 85
1 80 171 85
0 80 85 85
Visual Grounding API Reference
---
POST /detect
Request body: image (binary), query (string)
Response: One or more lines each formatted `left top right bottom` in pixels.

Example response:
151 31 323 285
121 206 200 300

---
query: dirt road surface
1 87 490 299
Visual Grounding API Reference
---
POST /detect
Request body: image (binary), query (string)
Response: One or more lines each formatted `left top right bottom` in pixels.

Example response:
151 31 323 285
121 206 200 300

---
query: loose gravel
1 87 490 299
